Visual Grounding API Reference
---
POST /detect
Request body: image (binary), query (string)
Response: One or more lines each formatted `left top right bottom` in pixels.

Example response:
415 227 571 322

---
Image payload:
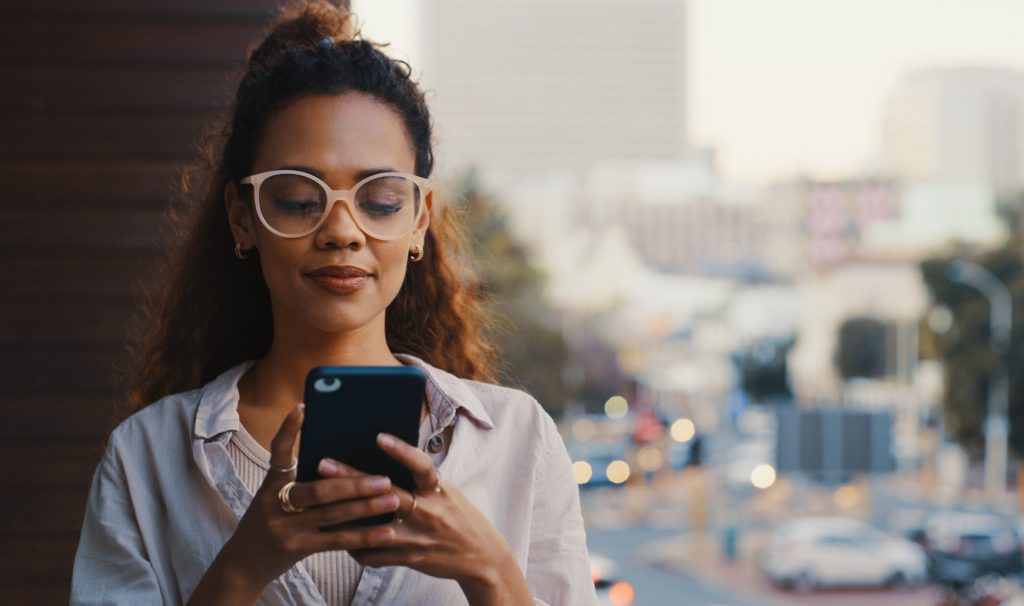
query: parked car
923 511 1022 587
763 516 927 591
570 440 631 489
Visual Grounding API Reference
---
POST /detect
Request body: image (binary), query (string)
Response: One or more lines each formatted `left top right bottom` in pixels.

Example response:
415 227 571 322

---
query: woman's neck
239 316 401 413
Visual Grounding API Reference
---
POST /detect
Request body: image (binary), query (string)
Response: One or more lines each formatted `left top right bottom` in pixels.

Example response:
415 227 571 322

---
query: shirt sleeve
526 413 600 606
70 441 164 606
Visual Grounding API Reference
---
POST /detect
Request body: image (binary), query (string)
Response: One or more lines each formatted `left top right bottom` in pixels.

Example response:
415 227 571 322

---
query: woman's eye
359 201 403 216
275 199 321 214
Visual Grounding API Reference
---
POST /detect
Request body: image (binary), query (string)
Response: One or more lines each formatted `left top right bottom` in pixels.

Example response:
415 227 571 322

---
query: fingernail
319 458 338 474
369 476 391 490
374 494 398 509
377 433 395 447
298 403 306 412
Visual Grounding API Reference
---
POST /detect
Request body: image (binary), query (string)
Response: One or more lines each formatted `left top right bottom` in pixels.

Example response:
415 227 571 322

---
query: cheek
376 245 410 294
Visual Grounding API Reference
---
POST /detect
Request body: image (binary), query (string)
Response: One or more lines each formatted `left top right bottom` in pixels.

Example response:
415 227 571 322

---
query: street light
946 260 1012 501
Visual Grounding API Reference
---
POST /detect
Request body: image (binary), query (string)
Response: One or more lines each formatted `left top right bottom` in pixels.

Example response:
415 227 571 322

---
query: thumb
267 402 304 484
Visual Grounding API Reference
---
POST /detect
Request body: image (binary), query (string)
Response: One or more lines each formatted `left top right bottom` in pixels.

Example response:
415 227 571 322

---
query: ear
411 190 432 244
224 181 258 246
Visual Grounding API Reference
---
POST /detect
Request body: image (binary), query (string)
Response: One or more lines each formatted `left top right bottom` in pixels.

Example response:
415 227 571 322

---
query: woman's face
226 92 430 337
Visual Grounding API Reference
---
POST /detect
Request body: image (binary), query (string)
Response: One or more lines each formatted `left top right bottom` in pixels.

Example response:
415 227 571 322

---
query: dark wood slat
0 65 238 112
0 490 90 535
1 253 159 297
3 583 71 605
1 160 187 207
0 394 121 438
0 533 79 582
0 17 266 66
0 439 106 491
0 112 214 156
0 299 135 345
0 0 280 16
0 208 171 250
0 348 130 396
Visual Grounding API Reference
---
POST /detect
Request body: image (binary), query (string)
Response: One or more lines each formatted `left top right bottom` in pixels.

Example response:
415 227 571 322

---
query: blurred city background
358 1 1024 604
6 0 1024 604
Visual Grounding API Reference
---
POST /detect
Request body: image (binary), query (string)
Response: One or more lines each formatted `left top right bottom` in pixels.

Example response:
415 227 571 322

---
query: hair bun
247 0 358 68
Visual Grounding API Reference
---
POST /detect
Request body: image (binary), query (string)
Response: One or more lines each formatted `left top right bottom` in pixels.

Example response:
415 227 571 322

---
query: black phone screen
297 365 425 526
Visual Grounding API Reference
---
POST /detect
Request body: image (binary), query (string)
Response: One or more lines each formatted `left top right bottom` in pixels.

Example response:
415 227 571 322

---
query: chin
306 304 386 334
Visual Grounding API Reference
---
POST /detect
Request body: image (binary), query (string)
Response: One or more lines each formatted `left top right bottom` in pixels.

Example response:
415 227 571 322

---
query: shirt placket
192 433 327 605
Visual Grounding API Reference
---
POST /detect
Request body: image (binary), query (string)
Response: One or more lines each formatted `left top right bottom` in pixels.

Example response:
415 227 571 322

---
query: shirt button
428 435 444 453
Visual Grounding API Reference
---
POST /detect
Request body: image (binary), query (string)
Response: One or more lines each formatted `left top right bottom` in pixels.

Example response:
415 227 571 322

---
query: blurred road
587 526 775 606
587 526 940 606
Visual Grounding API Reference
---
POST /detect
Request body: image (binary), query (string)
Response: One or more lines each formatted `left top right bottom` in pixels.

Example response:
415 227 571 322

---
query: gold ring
394 494 417 524
272 458 298 473
278 481 304 513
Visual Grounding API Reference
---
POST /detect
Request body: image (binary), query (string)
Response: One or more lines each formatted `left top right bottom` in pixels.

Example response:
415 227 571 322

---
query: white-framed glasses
240 169 430 240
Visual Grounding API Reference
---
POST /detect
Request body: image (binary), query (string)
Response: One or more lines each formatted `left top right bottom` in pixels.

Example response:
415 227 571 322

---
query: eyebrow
278 165 401 183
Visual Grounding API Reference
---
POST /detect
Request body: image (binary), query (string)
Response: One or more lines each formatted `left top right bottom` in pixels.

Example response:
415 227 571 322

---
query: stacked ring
278 481 304 513
394 494 418 524
272 458 298 473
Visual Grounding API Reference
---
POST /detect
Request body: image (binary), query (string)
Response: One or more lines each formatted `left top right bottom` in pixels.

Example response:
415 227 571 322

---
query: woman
70 2 597 605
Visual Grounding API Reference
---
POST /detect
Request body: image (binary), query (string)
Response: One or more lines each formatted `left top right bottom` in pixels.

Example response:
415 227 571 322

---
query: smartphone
297 365 426 526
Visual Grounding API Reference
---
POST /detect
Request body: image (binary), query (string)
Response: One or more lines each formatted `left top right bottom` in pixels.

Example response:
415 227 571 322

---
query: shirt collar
194 359 257 440
394 353 494 430
194 354 494 441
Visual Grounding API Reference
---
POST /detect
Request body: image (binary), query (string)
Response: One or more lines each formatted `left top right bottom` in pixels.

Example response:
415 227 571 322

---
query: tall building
419 0 689 178
881 67 1024 195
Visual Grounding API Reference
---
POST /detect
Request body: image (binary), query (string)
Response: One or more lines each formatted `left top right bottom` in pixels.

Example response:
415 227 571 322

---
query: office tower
420 0 689 177
882 67 1024 195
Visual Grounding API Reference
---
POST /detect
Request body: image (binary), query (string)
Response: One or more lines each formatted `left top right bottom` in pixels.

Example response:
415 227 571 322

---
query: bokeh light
573 461 593 485
834 484 861 509
609 581 635 606
670 418 696 442
750 463 777 489
606 460 631 484
636 446 664 472
572 418 596 441
604 395 629 419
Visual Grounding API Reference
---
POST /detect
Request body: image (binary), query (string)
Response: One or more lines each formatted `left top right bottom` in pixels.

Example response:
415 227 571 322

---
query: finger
307 524 396 553
376 433 439 494
297 492 400 528
287 475 393 510
268 403 304 480
317 457 367 478
349 547 414 569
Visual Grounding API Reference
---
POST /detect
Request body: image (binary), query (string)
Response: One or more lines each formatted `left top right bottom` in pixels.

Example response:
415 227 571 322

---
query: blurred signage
775 408 894 482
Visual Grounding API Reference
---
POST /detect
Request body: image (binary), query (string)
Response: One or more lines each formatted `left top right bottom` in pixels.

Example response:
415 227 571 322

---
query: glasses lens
258 173 328 236
353 175 421 239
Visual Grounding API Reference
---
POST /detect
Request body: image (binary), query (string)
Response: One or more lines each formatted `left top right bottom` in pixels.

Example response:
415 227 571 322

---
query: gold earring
234 242 250 260
409 244 424 262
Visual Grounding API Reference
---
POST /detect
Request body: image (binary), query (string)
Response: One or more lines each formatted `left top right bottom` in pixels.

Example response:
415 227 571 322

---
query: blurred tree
455 170 572 418
920 194 1024 457
732 336 794 404
835 316 892 380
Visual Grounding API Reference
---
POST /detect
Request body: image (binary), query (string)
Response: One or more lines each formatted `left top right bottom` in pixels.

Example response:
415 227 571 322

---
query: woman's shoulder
105 385 206 455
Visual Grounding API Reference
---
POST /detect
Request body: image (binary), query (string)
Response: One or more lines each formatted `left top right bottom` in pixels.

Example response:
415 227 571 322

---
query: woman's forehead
254 92 416 181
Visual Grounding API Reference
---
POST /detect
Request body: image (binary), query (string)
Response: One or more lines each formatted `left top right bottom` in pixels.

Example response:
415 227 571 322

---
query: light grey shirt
70 353 598 605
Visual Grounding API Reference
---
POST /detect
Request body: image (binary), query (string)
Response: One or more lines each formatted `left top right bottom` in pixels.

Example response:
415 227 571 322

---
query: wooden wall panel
0 1 284 599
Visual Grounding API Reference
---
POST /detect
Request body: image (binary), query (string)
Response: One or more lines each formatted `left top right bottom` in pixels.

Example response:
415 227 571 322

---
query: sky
353 0 1024 186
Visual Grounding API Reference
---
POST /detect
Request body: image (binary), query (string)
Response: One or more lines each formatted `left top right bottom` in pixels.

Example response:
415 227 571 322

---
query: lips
305 266 373 295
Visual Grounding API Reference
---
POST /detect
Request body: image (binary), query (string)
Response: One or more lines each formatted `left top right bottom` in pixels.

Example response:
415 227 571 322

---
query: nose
313 197 366 249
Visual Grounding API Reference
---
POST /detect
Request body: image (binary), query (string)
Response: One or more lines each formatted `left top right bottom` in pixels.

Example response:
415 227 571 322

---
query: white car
763 516 927 591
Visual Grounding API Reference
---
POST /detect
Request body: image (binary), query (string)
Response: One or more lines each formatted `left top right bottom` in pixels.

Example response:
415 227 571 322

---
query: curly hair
121 0 496 412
